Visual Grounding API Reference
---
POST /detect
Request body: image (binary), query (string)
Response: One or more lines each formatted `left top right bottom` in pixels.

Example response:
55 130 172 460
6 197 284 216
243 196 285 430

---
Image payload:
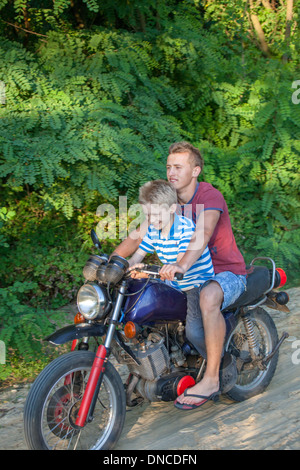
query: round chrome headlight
77 283 108 320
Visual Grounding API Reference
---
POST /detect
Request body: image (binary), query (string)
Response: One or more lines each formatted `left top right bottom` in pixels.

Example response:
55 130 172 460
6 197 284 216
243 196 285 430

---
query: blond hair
139 179 177 207
169 141 204 169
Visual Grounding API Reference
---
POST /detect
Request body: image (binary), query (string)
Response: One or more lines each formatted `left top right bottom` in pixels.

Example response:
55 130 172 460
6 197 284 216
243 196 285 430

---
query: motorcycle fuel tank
123 279 187 324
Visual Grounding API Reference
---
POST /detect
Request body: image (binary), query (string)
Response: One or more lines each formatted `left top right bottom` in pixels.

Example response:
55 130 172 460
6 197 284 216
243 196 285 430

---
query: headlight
77 283 108 320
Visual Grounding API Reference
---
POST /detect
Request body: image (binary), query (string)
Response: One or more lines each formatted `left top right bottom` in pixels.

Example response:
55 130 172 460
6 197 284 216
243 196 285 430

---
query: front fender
45 323 107 345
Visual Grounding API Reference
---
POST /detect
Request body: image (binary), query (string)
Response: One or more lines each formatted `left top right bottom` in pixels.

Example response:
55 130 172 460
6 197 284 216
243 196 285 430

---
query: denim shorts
207 271 247 310
185 271 247 358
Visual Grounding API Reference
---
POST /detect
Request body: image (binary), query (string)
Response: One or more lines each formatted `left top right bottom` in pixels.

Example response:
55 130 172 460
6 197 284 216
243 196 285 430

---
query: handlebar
131 264 184 281
89 229 185 282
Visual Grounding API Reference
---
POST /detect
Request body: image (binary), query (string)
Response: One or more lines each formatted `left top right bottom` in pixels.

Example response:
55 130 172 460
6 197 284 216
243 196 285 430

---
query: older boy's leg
198 281 225 391
177 273 247 406
185 287 207 358
177 281 224 405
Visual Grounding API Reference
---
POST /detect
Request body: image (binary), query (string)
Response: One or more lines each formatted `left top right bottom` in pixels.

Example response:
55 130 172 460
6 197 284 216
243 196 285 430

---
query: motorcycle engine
112 326 196 403
124 331 194 403
127 333 169 381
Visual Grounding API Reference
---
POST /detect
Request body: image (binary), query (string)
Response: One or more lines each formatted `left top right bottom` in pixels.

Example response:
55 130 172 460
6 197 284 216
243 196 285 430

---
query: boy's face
143 203 176 231
166 152 200 192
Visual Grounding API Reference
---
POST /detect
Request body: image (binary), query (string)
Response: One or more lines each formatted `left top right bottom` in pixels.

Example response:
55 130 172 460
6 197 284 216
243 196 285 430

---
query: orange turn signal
124 321 137 339
74 312 85 324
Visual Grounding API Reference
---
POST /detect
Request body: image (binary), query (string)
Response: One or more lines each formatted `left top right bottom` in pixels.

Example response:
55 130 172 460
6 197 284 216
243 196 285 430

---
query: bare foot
176 376 219 406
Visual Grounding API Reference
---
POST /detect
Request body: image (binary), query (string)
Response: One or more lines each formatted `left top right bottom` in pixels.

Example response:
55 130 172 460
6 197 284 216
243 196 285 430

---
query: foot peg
262 331 289 366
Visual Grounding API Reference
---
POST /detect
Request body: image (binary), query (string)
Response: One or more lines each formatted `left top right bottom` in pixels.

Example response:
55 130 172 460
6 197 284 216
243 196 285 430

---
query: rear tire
226 308 279 402
24 351 126 450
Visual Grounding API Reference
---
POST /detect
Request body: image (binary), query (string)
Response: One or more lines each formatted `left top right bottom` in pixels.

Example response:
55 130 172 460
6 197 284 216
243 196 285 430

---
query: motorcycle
24 229 290 450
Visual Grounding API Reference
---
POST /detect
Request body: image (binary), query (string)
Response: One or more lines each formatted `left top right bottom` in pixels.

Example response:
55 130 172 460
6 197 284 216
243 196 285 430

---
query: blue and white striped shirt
139 213 214 291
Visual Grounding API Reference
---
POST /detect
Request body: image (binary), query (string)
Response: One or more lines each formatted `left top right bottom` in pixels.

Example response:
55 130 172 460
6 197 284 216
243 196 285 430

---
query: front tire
226 308 279 402
24 351 126 450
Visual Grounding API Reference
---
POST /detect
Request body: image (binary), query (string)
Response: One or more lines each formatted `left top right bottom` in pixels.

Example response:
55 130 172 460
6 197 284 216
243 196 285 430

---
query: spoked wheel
46 384 81 438
24 351 126 450
226 308 279 402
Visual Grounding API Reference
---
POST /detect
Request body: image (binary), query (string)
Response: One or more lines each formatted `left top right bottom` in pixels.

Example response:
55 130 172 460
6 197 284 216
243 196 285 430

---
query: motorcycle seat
222 265 270 312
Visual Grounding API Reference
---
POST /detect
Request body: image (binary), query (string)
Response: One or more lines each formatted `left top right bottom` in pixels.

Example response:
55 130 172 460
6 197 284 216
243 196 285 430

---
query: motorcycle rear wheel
24 351 126 450
226 308 279 402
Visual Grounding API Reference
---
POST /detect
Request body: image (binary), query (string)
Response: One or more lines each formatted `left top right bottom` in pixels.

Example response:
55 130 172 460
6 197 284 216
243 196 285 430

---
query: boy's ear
192 166 201 178
170 203 177 214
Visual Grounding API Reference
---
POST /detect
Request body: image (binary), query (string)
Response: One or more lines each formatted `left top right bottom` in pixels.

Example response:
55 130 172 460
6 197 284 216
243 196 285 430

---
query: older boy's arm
179 210 220 270
128 248 147 268
112 236 140 259
111 220 148 259
176 252 185 263
159 210 220 280
128 248 149 279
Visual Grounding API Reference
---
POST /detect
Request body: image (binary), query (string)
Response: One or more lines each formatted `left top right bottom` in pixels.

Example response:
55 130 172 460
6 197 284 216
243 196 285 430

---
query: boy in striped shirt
128 179 214 292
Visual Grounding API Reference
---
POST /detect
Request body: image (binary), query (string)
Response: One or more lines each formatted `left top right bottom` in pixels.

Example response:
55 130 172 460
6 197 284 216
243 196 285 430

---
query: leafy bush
0 281 62 357
0 276 69 382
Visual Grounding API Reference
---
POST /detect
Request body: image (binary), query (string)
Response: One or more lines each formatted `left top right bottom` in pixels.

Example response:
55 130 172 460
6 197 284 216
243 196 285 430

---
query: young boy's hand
128 263 149 279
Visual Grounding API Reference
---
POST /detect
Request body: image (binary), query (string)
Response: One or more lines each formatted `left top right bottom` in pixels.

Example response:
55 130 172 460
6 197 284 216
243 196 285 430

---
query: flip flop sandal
174 389 220 411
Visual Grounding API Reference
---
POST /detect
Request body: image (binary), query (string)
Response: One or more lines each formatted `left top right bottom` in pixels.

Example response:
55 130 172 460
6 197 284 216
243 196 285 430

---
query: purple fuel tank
123 279 187 324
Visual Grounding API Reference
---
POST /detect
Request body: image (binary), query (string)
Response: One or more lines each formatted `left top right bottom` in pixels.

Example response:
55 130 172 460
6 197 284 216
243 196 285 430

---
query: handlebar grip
174 272 184 280
133 265 184 281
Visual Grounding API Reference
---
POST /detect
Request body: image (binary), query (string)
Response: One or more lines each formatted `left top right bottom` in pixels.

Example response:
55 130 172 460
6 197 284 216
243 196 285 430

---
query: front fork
75 281 127 428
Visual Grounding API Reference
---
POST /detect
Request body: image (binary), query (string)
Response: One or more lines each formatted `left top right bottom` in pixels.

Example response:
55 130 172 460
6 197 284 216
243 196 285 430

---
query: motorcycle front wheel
24 351 126 450
226 307 279 402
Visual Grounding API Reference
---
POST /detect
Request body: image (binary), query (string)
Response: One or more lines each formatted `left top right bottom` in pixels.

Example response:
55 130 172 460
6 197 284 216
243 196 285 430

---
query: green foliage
0 205 15 246
0 280 64 361
0 195 94 375
0 27 184 217
0 194 90 299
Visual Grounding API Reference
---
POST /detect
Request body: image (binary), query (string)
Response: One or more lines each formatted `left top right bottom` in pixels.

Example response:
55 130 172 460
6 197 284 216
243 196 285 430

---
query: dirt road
1 287 299 450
